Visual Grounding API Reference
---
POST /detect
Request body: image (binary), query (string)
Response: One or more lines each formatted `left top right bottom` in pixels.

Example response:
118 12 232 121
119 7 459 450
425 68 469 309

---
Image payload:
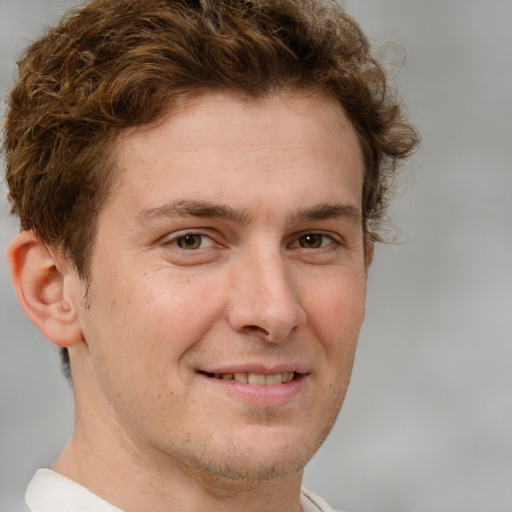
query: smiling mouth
199 371 299 386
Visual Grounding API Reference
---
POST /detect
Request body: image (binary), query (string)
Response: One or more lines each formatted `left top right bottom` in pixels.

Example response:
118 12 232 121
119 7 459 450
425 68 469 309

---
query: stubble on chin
176 409 341 484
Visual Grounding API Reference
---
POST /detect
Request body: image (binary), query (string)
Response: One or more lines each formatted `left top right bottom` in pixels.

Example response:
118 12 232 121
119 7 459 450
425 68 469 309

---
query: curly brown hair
4 0 418 282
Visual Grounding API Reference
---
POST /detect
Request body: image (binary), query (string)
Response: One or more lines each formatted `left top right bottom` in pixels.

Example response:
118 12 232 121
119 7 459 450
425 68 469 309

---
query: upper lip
198 363 309 375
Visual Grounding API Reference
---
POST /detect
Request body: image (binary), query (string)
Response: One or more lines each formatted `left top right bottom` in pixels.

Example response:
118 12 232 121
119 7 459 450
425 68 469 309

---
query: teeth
265 373 282 386
248 373 266 385
282 372 294 383
209 372 296 386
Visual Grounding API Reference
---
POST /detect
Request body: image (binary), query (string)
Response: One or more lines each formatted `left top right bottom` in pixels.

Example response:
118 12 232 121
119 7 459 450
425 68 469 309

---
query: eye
295 233 336 249
298 233 323 249
168 233 216 250
176 234 203 250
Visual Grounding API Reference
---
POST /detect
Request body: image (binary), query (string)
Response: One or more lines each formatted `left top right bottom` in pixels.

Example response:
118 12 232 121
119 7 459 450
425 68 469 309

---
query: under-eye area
199 371 302 386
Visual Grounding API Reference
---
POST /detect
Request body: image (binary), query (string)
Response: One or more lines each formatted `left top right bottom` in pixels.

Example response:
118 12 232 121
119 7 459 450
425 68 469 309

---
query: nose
226 246 306 341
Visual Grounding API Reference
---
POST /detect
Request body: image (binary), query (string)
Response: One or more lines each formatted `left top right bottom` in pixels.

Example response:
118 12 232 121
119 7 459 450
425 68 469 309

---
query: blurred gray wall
1 1 511 511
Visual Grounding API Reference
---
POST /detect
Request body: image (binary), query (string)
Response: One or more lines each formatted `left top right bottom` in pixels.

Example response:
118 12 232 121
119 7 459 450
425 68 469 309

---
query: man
4 0 418 510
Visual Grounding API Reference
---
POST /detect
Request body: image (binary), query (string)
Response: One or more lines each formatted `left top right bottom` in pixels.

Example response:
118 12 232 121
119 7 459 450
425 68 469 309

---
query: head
5 0 417 277
4 0 418 496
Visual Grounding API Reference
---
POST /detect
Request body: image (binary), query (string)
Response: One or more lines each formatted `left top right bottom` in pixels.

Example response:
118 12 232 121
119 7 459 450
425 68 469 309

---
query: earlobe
7 230 83 347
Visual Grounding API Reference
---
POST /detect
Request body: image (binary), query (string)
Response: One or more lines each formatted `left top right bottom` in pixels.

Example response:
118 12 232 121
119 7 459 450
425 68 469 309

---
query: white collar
25 468 336 512
25 469 123 512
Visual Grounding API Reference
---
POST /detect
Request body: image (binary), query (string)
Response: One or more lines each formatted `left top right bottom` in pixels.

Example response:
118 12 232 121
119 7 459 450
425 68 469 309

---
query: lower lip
199 373 308 406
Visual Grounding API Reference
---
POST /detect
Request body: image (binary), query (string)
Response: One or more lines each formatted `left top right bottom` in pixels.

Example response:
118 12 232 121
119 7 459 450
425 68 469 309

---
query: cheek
81 271 228 417
94 269 227 368
304 271 366 342
302 270 366 401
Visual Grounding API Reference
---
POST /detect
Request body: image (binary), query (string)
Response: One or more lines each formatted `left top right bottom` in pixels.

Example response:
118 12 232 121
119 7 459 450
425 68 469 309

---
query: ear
7 230 83 347
365 239 374 270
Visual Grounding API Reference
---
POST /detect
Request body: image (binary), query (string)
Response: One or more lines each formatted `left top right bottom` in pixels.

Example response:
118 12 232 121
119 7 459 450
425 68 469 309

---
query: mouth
199 371 300 386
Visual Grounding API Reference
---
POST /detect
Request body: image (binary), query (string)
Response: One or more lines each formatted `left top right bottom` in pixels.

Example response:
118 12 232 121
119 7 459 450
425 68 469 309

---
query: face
72 91 368 482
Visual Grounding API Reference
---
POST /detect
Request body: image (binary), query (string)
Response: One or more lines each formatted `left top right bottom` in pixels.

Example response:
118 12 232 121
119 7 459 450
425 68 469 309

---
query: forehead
110 90 364 216
122 90 359 153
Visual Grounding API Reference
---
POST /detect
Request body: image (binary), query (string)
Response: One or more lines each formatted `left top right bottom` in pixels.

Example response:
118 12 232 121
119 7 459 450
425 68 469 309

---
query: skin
9 91 370 512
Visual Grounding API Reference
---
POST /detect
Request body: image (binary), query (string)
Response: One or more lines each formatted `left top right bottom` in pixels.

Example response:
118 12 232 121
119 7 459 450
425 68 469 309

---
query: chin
179 421 336 483
187 451 307 482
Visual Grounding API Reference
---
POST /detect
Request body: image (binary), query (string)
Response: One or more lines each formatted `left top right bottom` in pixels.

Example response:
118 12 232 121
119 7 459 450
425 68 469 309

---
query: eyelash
163 230 340 252
289 232 340 250
164 231 218 250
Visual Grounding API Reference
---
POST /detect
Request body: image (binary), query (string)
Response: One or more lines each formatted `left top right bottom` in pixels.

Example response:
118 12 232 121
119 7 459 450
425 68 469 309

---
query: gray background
1 1 511 511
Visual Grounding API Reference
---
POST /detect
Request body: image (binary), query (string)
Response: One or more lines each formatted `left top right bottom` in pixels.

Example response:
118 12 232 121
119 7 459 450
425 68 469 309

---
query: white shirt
26 469 340 512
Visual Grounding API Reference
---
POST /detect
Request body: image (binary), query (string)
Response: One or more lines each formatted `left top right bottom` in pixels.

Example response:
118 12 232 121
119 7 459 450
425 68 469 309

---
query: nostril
243 325 270 336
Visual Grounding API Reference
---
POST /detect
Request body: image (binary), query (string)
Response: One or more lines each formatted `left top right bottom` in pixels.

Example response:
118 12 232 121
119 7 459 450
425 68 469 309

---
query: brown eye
176 234 203 249
298 233 323 248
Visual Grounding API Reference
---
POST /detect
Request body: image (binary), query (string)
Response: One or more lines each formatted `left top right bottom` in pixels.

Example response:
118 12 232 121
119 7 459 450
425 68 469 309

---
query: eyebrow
135 200 250 226
135 199 361 227
289 203 362 224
